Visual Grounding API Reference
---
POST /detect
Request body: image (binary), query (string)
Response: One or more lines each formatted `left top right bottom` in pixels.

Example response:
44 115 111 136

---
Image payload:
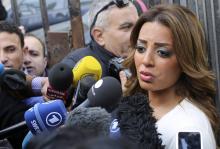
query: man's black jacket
61 41 116 77
0 91 29 149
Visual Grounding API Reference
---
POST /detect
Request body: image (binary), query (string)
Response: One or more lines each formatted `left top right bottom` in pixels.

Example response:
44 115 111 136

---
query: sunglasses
90 0 129 34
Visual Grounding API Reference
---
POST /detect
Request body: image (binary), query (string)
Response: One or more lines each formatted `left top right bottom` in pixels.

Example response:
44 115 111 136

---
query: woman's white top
156 98 216 149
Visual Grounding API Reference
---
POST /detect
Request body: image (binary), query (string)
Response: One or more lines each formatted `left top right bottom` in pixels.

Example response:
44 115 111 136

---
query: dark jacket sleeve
0 91 30 149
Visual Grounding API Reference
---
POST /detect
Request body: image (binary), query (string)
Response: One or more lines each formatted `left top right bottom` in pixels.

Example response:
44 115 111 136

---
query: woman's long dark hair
123 4 220 139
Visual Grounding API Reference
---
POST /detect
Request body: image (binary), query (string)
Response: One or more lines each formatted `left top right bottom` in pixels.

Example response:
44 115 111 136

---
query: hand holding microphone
44 56 102 104
0 76 122 139
31 76 121 135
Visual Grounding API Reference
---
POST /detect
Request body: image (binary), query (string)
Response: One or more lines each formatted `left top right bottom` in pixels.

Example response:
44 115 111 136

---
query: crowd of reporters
0 0 219 149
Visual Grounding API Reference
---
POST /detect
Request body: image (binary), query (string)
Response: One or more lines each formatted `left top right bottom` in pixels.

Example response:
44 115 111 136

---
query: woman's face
134 22 181 92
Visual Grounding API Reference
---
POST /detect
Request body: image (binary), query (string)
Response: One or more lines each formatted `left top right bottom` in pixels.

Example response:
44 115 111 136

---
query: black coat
0 91 29 149
61 41 116 77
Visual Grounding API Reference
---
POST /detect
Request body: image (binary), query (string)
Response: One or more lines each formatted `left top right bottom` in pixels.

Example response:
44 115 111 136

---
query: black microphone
0 100 67 139
65 107 112 136
47 56 102 105
23 107 112 149
48 63 73 91
0 77 121 139
47 63 73 103
72 75 96 108
77 76 122 111
48 56 103 93
116 92 164 149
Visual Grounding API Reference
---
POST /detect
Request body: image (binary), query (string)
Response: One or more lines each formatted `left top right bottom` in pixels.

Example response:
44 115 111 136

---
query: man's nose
23 55 31 65
0 51 8 64
23 47 31 65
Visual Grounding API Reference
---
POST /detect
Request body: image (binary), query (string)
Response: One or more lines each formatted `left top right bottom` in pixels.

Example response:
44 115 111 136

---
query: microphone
24 100 67 135
0 100 67 139
48 63 73 91
47 56 102 103
113 92 164 149
47 63 73 103
72 56 102 87
72 75 96 108
0 76 121 139
77 76 122 111
65 107 112 136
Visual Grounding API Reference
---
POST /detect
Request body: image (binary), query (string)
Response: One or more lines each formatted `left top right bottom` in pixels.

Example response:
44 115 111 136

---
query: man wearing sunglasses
61 0 138 77
41 0 138 105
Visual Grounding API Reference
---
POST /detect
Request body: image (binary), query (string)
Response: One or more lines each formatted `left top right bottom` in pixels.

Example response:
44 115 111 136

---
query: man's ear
91 27 105 46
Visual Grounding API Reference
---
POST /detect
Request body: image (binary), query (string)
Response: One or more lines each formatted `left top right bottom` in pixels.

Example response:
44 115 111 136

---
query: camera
108 57 131 81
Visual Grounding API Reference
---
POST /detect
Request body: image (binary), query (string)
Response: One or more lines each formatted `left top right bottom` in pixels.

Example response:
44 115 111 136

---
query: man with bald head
62 0 138 74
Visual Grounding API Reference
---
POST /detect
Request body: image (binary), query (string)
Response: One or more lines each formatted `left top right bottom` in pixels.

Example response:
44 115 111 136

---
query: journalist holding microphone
120 4 219 149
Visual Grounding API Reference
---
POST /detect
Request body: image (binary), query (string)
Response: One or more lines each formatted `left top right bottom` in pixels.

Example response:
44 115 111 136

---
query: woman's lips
140 71 154 82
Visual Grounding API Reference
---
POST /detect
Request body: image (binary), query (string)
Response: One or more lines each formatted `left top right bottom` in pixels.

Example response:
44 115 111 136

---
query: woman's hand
119 70 128 95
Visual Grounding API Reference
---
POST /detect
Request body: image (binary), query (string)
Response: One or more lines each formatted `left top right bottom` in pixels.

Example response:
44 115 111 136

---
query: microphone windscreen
117 92 164 149
72 56 102 87
48 63 73 91
87 76 122 108
65 107 111 136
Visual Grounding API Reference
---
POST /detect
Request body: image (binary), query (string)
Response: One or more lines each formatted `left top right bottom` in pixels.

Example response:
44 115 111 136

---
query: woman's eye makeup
135 40 174 58
156 47 173 58
135 44 146 53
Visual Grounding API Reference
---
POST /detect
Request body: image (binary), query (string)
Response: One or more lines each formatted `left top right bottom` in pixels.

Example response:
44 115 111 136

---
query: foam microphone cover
87 76 122 108
48 63 73 91
117 92 164 149
65 107 111 136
